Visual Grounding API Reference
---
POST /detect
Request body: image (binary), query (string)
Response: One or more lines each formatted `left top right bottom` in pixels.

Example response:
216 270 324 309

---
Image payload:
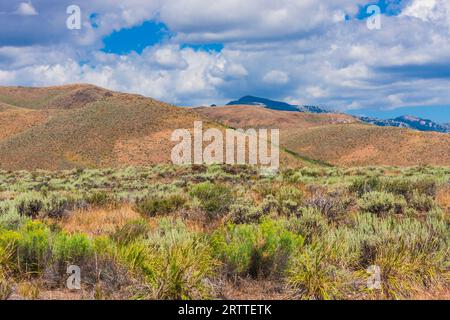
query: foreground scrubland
0 165 448 300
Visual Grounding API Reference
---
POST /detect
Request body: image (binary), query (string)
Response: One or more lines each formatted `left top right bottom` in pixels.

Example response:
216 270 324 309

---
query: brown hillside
0 84 111 110
0 86 302 170
197 105 450 166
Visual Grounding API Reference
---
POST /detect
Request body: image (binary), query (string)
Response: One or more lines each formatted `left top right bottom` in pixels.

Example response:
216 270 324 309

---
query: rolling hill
197 105 450 167
1 85 449 170
0 85 302 170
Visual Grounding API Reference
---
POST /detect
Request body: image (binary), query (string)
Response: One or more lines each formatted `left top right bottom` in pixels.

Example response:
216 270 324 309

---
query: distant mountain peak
226 96 329 113
397 115 420 121
360 115 449 133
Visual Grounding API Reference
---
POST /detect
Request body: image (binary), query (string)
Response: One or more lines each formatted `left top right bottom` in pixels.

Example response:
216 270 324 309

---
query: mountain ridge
226 95 330 113
224 95 449 133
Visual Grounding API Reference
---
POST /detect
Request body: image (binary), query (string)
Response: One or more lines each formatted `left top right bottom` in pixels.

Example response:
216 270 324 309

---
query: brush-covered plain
0 164 448 300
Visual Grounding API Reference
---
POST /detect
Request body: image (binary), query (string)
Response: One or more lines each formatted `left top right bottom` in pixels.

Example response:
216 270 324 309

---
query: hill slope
197 105 450 166
0 85 303 170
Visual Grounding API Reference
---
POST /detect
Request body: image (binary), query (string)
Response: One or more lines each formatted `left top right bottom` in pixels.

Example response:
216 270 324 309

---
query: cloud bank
1 0 450 112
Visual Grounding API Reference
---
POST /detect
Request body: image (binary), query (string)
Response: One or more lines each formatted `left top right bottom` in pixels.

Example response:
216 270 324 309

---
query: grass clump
145 219 217 299
287 244 350 300
112 219 150 245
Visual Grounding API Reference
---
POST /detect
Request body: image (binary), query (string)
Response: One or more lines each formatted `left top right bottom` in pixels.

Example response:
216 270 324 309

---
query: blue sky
1 0 450 123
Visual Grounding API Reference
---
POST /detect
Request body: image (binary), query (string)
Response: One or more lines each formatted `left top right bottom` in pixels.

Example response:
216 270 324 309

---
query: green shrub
135 194 186 217
409 192 435 212
349 176 381 196
52 232 93 265
276 186 303 215
16 221 51 273
0 204 28 230
306 190 353 221
383 177 437 200
86 191 116 207
228 202 261 224
189 182 233 217
288 208 328 244
212 219 304 278
253 184 303 216
358 191 406 216
117 240 150 273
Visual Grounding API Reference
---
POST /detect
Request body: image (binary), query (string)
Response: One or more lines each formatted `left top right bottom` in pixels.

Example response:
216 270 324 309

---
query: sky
1 1 450 123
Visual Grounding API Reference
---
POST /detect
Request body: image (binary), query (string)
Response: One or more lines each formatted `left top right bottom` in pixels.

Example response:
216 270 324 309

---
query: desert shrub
259 195 278 216
253 181 278 199
86 191 117 207
288 208 328 244
287 244 350 300
145 219 217 299
212 219 304 278
383 177 437 200
306 190 353 221
349 176 381 196
42 195 71 219
0 205 28 230
16 193 44 218
189 182 233 217
52 232 93 265
228 202 261 224
409 192 435 212
254 184 303 215
358 191 406 216
134 194 186 217
276 186 303 215
112 219 150 245
412 178 438 197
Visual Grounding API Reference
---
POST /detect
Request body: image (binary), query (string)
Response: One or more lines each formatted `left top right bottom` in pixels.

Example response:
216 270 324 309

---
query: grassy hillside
197 105 450 167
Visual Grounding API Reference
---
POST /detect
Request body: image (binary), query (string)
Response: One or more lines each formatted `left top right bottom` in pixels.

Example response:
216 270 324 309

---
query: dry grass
437 185 450 212
59 205 142 236
0 108 52 140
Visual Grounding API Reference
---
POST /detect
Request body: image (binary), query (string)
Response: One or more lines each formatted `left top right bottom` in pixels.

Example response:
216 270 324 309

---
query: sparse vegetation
0 164 448 300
